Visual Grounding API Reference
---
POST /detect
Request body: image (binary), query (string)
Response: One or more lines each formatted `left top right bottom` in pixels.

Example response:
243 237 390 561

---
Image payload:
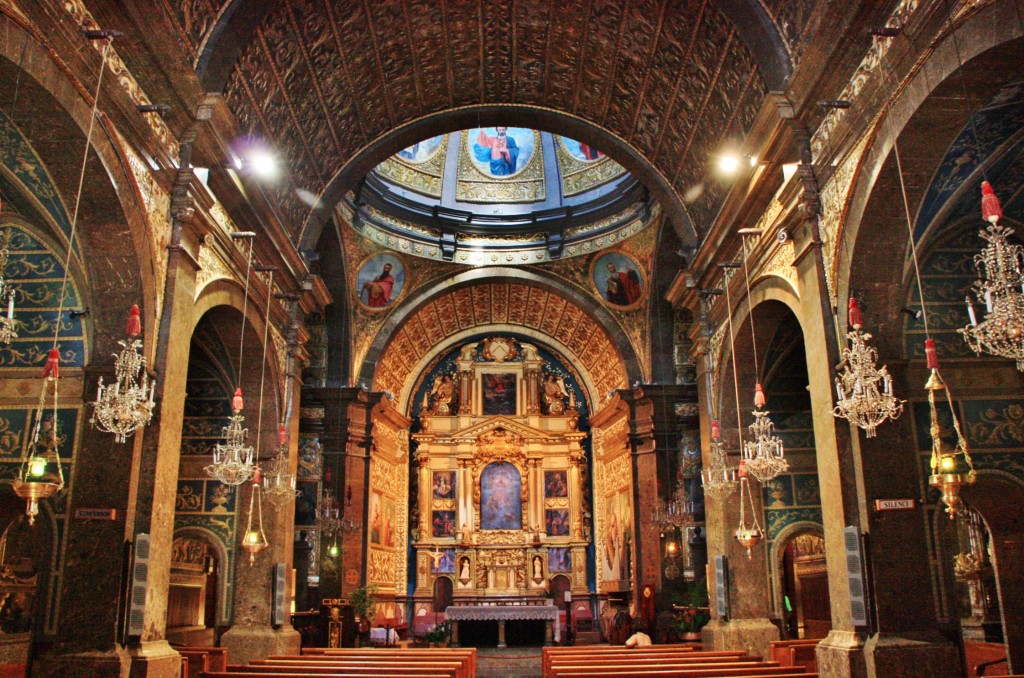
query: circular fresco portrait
591 252 644 309
356 253 406 309
469 127 536 178
560 136 605 162
394 135 445 164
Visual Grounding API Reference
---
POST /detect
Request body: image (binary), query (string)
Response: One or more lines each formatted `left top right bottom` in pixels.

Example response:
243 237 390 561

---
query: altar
445 605 559 648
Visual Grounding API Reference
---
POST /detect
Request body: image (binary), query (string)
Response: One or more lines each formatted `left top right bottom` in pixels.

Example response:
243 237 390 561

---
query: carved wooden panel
217 0 775 241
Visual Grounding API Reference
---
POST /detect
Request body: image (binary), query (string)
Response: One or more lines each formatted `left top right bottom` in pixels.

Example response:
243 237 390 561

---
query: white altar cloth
445 605 560 642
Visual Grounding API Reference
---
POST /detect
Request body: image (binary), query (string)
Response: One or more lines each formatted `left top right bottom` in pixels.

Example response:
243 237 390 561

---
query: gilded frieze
374 135 449 198
555 136 628 197
818 134 871 304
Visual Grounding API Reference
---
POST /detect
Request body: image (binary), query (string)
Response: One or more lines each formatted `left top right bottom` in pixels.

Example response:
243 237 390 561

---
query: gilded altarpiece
410 338 589 608
366 401 411 602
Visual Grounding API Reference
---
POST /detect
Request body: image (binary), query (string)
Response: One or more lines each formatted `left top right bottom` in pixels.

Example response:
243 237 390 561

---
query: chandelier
205 389 256 485
316 488 342 536
0 224 18 345
743 388 788 483
206 232 257 486
263 425 300 506
90 305 157 442
701 420 737 498
833 298 904 437
961 182 1024 370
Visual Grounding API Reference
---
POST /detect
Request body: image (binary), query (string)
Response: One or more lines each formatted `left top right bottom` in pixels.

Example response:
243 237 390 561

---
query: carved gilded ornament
374 135 449 198
62 0 179 157
481 337 519 363
810 0 921 160
758 240 799 297
555 136 628 197
818 134 871 304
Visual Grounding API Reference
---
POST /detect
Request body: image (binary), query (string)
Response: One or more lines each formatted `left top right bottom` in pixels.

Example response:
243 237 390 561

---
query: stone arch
364 270 640 402
837 0 1024 332
768 521 825 627
0 14 157 358
171 526 232 627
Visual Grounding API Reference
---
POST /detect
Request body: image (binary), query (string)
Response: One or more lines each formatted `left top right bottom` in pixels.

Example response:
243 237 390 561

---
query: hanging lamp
89 304 157 442
12 35 115 524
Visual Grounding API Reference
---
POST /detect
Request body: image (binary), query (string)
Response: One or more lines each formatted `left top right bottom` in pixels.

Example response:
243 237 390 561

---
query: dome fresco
353 128 652 264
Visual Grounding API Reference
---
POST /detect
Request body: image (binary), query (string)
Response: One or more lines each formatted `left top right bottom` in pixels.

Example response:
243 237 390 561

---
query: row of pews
198 648 477 678
542 644 819 678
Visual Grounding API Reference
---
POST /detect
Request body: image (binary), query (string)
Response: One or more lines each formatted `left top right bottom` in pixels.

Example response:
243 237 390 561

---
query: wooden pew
179 646 229 672
542 648 746 675
202 673 452 678
295 648 477 676
551 668 815 678
226 664 460 678
179 650 210 678
247 659 464 678
769 639 819 667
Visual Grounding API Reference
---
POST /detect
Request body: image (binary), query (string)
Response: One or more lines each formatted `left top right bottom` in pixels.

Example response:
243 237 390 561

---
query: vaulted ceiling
162 0 821 249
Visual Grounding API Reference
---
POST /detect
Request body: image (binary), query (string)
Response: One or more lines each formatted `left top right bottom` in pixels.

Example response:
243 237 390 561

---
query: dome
343 127 659 265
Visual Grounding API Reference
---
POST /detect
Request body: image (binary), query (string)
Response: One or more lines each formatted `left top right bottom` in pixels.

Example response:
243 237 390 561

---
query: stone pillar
618 389 661 598
34 207 199 678
691 330 778 659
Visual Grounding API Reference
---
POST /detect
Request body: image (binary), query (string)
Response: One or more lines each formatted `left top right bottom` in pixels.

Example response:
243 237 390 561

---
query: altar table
445 604 559 647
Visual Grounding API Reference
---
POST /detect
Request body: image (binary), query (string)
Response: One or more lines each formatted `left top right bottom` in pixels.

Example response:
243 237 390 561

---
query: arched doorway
432 576 453 613
775 530 828 640
166 533 222 646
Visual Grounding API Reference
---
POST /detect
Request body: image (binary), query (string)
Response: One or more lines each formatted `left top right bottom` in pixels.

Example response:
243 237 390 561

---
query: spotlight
248 149 279 180
748 155 758 167
718 154 740 173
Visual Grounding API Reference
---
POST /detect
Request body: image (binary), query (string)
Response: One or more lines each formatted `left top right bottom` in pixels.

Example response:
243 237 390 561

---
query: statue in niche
532 555 543 582
541 374 569 415
429 374 455 415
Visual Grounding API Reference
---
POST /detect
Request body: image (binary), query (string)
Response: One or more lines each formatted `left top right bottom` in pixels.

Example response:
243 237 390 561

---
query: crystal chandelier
205 388 256 485
12 354 66 525
742 387 788 482
833 298 904 437
90 305 157 442
961 182 1024 370
924 339 975 517
263 425 300 506
316 488 342 536
0 223 18 345
701 420 737 498
338 483 361 535
205 233 257 486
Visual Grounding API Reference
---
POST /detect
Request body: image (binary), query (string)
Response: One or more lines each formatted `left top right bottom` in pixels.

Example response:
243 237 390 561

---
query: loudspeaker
844 526 869 627
714 554 730 621
127 533 151 637
272 562 287 627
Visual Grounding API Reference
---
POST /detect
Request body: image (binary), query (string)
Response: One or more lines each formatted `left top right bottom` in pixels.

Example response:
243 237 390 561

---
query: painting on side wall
356 253 406 309
591 252 644 309
432 510 456 538
433 470 456 499
482 373 517 415
544 470 568 498
602 488 632 583
370 492 382 544
548 547 571 572
545 508 570 537
480 461 522 530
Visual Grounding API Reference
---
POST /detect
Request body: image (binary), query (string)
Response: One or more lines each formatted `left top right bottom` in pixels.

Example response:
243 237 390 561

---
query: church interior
0 1 1021 677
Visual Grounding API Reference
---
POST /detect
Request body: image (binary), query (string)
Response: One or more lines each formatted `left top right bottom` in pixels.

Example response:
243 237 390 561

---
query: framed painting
544 470 568 498
432 470 456 499
548 547 571 572
480 461 522 530
482 372 517 415
431 549 455 574
591 251 644 309
469 127 536 178
432 510 455 538
395 135 445 164
545 508 570 537
355 253 406 310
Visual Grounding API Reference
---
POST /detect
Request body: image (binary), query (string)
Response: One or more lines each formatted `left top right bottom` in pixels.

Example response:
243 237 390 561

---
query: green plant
675 606 710 633
349 585 378 623
424 621 450 644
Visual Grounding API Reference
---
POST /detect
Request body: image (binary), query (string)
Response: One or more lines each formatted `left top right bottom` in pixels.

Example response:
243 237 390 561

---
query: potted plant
350 585 377 633
674 579 710 641
423 621 450 648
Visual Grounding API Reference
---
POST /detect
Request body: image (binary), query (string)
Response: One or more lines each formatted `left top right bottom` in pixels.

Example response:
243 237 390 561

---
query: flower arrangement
675 606 710 634
424 621 451 645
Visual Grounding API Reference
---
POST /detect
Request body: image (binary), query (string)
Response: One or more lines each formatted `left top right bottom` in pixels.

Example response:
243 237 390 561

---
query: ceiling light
247 149 279 180
718 154 740 173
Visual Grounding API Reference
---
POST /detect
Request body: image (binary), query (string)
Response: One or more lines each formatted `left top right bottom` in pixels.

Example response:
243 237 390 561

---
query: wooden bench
178 646 229 672
543 648 746 675
227 665 460 678
297 648 477 676
249 659 465 678
202 673 452 678
551 669 815 678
